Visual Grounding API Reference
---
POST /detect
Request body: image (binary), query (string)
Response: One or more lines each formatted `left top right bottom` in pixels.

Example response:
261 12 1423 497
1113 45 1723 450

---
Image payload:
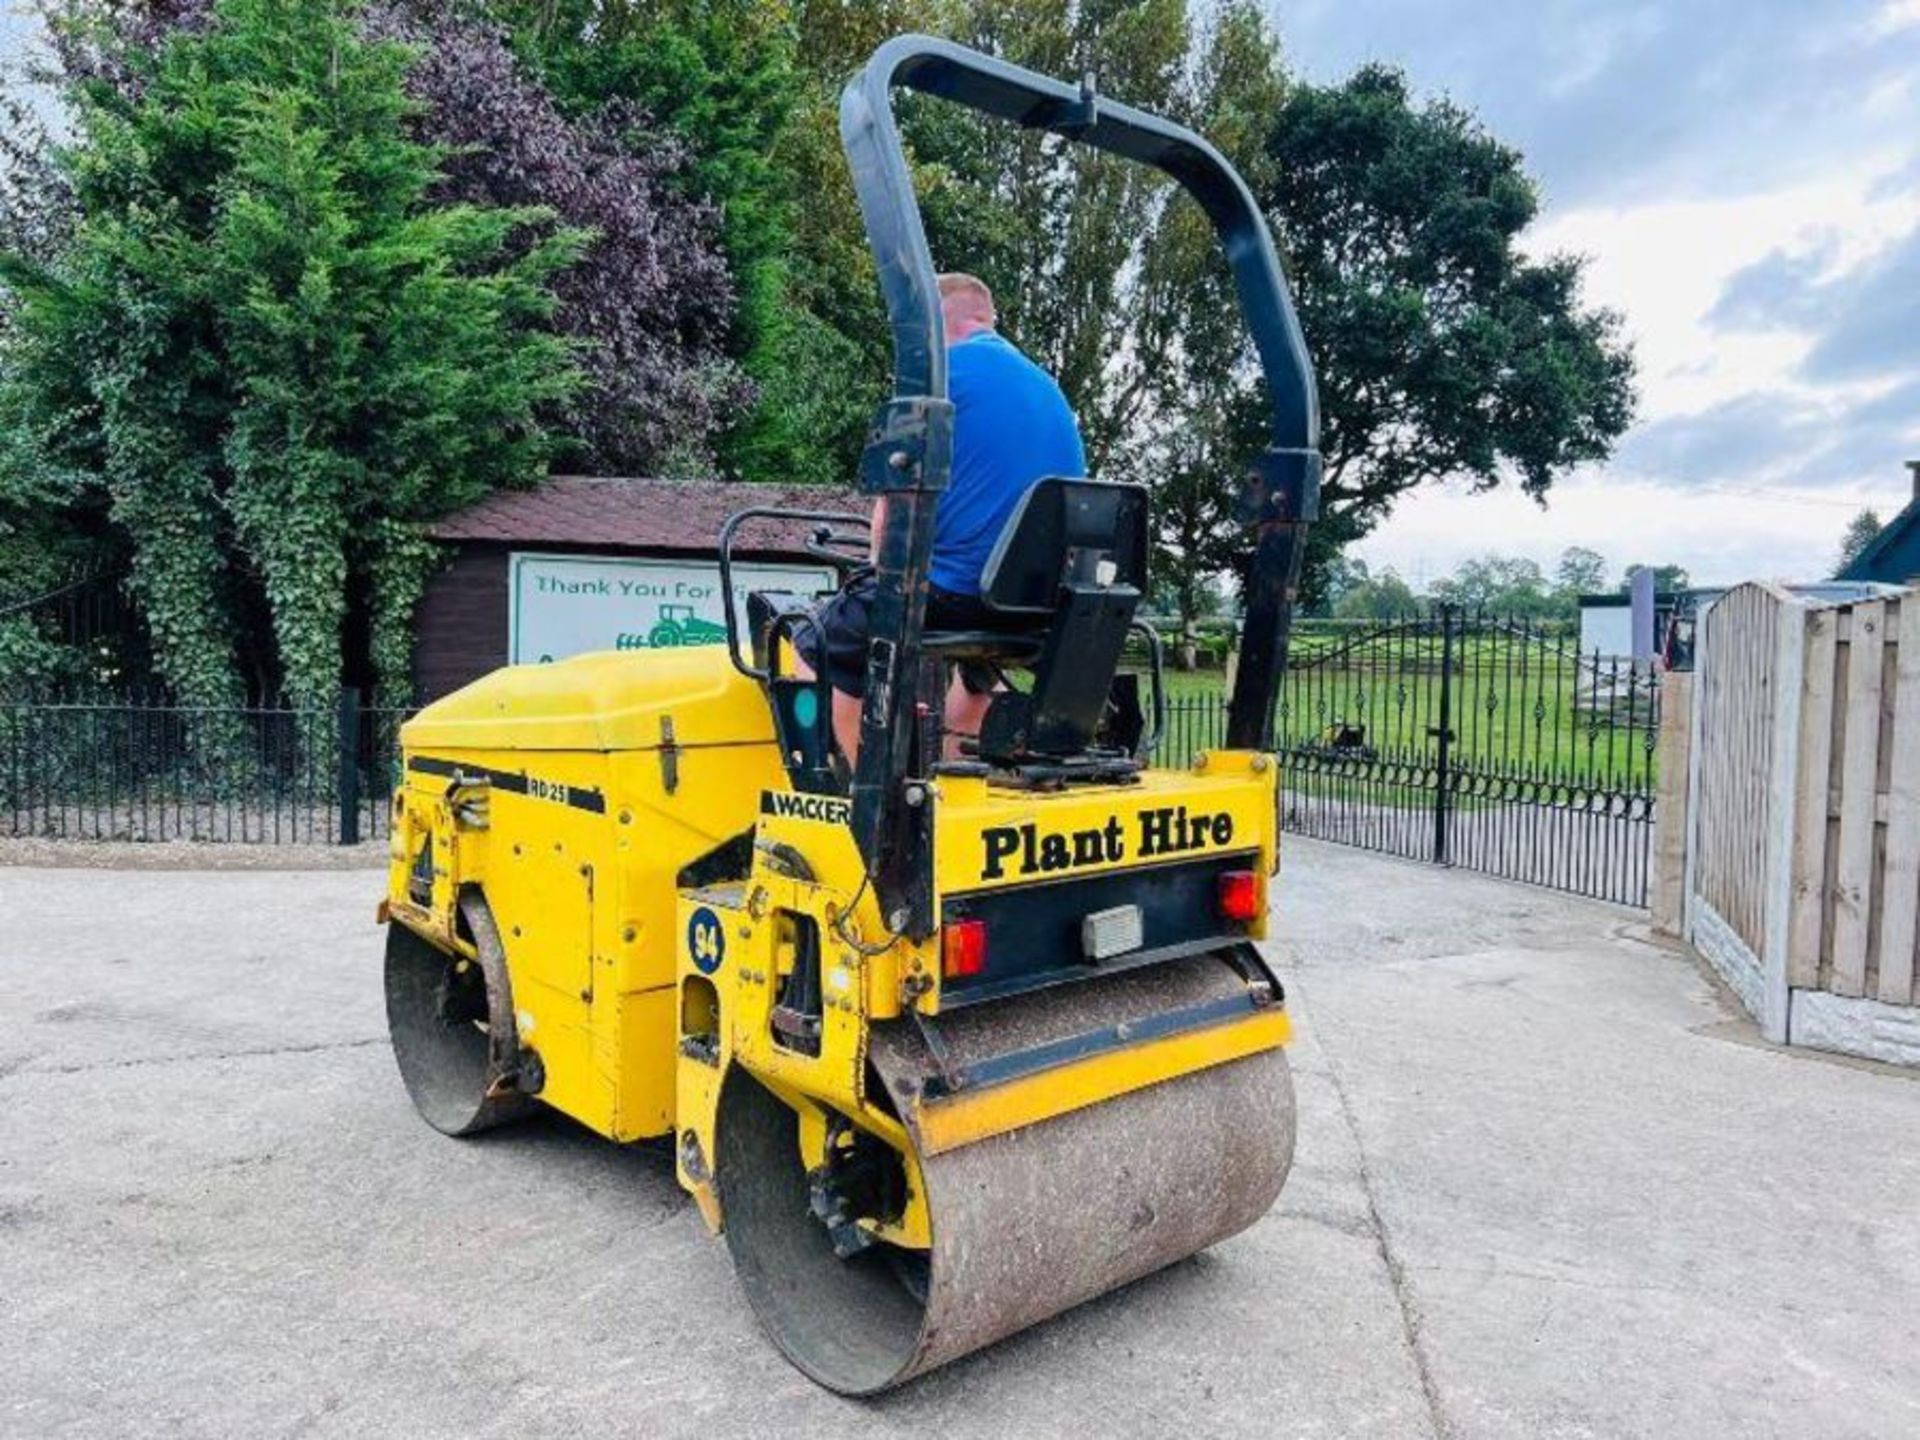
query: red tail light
943 917 987 979
1217 869 1261 922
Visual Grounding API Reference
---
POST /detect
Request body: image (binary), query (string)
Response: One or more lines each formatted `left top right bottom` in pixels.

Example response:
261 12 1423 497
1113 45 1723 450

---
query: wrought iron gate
1161 608 1661 907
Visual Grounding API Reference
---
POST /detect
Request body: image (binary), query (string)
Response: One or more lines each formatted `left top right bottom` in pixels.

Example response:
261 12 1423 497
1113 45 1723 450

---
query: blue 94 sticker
688 906 726 976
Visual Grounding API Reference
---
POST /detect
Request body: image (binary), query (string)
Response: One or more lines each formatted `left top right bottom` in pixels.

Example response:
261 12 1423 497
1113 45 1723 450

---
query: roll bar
837 35 1322 932
841 35 1320 461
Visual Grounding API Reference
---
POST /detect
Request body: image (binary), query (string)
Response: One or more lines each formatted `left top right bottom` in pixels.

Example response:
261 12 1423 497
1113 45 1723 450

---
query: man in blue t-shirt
797 272 1087 763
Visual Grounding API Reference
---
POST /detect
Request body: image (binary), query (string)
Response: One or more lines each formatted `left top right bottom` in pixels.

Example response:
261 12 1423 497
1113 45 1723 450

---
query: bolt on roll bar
837 35 1323 932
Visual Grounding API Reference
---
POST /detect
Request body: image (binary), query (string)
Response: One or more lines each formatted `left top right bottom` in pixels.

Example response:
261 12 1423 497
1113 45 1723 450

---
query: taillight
943 917 987 979
1217 869 1260 922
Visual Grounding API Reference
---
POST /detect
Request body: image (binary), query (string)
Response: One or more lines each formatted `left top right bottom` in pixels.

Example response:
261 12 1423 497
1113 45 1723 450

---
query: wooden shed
413 476 857 702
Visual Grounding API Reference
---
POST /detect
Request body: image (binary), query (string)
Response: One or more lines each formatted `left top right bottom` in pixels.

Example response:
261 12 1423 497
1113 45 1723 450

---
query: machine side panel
613 986 677 1141
601 744 791 1140
604 745 791 994
387 733 791 1144
396 748 617 1134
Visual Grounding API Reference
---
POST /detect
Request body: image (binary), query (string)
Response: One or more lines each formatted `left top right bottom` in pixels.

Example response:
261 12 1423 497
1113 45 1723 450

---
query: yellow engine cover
385 646 789 1141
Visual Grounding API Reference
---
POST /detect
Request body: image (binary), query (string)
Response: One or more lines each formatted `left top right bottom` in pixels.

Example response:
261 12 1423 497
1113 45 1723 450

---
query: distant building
1581 581 1900 670
1577 592 1681 661
412 476 855 702
1837 461 1920 588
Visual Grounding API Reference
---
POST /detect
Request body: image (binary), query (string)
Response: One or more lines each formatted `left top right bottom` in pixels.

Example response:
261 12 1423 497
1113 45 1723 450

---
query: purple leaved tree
34 0 746 475
376 3 746 473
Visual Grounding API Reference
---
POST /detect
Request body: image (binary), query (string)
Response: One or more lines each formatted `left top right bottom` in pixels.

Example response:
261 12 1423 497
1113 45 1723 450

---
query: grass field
1133 620 1660 792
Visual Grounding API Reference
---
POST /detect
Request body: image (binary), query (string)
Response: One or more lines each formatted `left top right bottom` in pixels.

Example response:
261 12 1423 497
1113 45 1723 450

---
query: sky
1282 0 1920 589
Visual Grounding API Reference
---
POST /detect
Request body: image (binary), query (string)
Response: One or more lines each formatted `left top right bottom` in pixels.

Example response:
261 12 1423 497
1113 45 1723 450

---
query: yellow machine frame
384 648 1285 1252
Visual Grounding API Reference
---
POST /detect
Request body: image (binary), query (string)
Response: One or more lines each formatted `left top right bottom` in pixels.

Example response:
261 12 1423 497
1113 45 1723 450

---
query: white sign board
508 552 836 664
1578 601 1633 660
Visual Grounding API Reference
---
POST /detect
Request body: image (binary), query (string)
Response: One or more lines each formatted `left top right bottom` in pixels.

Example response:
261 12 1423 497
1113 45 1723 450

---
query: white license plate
1081 904 1143 961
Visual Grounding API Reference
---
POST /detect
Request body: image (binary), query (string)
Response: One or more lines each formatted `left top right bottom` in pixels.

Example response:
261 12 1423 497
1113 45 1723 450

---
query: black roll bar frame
837 34 1322 931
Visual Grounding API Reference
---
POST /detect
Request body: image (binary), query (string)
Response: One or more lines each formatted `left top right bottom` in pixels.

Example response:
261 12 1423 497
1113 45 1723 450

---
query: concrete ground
3 841 1917 1439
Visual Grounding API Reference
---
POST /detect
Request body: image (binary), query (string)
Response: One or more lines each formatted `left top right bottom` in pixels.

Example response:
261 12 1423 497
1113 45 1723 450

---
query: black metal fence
1156 607 1661 907
0 688 408 845
3 609 1660 906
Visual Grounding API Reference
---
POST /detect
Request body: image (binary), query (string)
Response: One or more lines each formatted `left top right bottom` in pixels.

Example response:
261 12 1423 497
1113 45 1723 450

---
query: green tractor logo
645 603 729 649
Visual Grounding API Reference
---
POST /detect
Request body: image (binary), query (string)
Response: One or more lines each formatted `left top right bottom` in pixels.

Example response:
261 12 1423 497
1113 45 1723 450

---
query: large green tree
1429 554 1558 618
493 0 804 474
1108 2 1286 653
1328 559 1417 621
34 0 742 479
1554 545 1609 596
1260 66 1636 593
0 0 580 713
770 0 946 480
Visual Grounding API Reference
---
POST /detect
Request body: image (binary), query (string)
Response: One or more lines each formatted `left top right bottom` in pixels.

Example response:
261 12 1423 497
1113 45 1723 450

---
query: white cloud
1873 0 1920 37
1357 153 1920 587
1353 469 1902 592
1527 160 1920 423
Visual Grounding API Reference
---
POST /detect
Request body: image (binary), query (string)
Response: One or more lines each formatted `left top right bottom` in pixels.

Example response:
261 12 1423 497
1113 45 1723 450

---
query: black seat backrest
980 478 1148 616
966 478 1149 766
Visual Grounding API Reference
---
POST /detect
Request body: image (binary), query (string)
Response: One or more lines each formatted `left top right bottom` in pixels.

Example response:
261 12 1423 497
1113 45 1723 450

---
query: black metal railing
1146 606 1661 907
0 688 409 845
3 608 1659 904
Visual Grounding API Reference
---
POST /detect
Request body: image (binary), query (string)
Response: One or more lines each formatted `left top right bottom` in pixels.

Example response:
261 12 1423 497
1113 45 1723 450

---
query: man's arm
869 496 888 562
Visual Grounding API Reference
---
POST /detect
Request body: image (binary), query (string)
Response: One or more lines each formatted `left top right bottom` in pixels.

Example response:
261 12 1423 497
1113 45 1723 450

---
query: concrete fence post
1759 600 1808 1043
1649 669 1694 937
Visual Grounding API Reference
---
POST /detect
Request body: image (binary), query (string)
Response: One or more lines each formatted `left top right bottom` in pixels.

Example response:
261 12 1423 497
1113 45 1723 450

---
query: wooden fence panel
1693 584 1784 958
1683 584 1920 1063
1829 602 1887 997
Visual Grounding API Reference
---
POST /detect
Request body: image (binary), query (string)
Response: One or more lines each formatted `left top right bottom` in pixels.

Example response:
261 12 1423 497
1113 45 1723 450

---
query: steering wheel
805 524 870 576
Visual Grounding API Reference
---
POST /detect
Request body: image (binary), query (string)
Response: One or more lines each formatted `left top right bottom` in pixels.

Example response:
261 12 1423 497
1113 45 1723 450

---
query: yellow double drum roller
381 35 1323 1393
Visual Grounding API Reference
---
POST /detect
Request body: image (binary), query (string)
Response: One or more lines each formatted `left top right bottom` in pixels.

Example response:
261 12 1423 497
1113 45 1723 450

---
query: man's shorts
795 570 1001 698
